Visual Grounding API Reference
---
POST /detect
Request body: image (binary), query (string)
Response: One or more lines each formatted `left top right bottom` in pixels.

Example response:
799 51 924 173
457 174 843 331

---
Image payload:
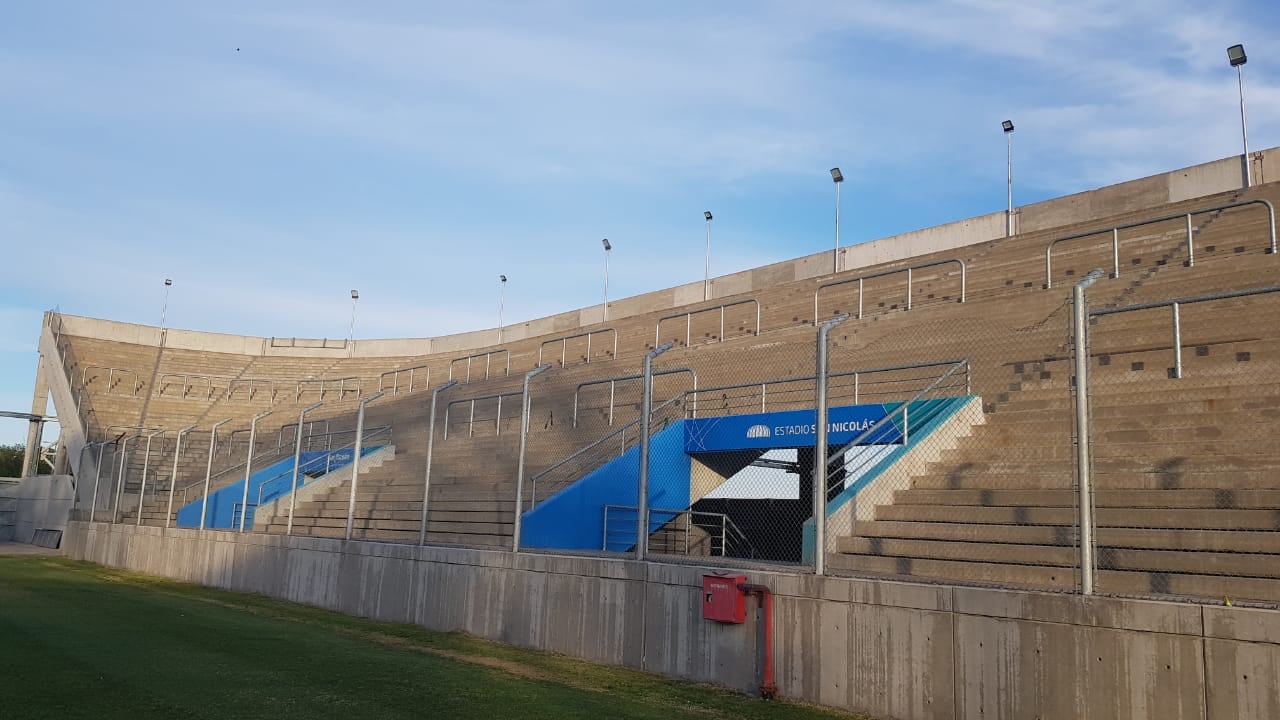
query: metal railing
814 258 967 323
1044 198 1277 289
687 359 971 417
538 328 618 367
448 349 510 383
529 393 685 508
824 360 972 498
602 505 757 558
226 378 276 402
295 376 361 402
379 363 433 395
572 367 697 427
443 390 525 439
1089 284 1280 379
655 298 761 348
232 426 392 531
80 365 142 396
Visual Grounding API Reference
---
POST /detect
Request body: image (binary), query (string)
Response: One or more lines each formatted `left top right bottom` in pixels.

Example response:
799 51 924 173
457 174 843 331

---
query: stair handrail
1044 198 1276 289
655 298 761 348
530 393 685 507
814 258 967 323
824 359 971 494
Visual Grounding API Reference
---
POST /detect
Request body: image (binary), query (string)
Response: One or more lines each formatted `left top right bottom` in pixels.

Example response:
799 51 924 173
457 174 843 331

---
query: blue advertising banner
684 404 900 453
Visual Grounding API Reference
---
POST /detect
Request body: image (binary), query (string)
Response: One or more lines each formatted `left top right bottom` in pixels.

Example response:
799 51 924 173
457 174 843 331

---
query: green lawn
0 557 867 720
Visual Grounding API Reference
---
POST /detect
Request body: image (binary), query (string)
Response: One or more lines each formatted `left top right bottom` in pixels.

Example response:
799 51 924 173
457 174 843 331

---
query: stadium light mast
829 168 843 274
347 290 359 344
601 239 611 321
160 278 173 329
703 211 713 301
1227 44 1251 188
498 275 507 343
1003 120 1015 237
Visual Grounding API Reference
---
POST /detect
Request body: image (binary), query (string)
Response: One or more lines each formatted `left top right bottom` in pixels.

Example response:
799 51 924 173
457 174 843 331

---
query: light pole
830 168 843 274
1228 44 1251 188
160 278 172 328
1003 120 1015 237
347 290 359 344
601 239 611 321
703 211 713 300
498 275 507 342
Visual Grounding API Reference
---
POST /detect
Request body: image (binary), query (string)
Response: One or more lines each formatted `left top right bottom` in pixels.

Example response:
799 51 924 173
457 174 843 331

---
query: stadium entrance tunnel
176 446 387 530
520 399 973 561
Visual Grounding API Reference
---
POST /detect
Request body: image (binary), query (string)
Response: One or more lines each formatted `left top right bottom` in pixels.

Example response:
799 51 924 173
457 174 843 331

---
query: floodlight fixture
1002 119 1014 133
164 278 172 286
602 238 611 251
829 167 843 183
1227 44 1247 67
704 211 713 221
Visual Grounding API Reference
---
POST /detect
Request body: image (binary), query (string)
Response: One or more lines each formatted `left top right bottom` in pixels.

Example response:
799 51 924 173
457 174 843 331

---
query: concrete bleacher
43 154 1280 602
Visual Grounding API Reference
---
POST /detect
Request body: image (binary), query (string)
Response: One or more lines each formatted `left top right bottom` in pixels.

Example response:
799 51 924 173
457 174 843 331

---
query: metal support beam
513 365 552 552
637 342 673 560
814 313 849 576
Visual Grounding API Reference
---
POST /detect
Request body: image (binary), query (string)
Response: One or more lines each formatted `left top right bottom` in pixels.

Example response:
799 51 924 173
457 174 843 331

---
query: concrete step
853 520 1280 554
874 504 1280 530
894 488 1280 509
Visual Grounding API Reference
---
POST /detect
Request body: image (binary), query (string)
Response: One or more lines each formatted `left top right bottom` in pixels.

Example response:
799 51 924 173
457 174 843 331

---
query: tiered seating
54 179 1280 602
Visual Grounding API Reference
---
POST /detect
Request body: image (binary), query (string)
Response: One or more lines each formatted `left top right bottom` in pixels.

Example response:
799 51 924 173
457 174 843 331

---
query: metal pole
1111 229 1119 278
344 391 383 541
513 365 552 552
1185 214 1195 267
160 279 172 328
136 430 164 527
603 240 611 321
420 380 456 546
1006 130 1013 237
347 291 359 344
637 342 673 560
199 419 232 531
113 436 132 523
498 275 507 343
89 442 106 523
239 410 273 532
287 402 323 535
704 215 712 301
814 313 850 576
834 181 842 274
165 424 196 529
1238 64 1251 188
1172 303 1183 380
1073 269 1106 594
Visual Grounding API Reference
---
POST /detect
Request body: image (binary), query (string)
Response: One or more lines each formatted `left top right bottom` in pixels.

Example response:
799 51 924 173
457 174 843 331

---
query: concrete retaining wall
64 521 1280 720
2 475 75 543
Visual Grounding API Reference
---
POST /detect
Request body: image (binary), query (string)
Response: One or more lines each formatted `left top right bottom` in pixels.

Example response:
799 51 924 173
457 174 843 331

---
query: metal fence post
113 435 132 524
1172 302 1183 379
637 342 673 560
814 313 850 576
165 424 197 529
420 380 456 546
199 419 232 531
89 442 106 523
239 410 273 532
344 391 384 541
287 402 323 536
513 364 552 552
1073 269 1105 594
136 429 164 527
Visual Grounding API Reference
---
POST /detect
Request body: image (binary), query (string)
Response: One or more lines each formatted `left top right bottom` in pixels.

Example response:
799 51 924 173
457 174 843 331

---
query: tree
0 443 52 477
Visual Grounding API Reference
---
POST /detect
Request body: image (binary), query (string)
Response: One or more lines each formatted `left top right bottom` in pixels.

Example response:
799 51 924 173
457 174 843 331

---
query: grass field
0 557 869 720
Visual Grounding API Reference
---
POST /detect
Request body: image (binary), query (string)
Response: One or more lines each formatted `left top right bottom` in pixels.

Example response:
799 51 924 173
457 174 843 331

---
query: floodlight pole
602 239 611 321
238 409 273 532
703 212 713 301
813 313 849 576
637 342 673 560
830 168 844 274
1004 121 1015 237
347 290 359 345
419 380 457 546
287 402 323 536
199 419 232 530
498 275 507 343
1073 268 1106 594
1237 65 1251 188
160 278 173 329
165 424 197 528
512 364 552 552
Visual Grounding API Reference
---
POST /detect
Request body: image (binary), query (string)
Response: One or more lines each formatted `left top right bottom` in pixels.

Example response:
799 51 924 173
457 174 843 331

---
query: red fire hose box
702 574 747 623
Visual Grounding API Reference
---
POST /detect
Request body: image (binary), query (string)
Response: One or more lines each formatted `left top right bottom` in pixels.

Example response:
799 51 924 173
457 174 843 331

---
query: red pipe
737 582 777 699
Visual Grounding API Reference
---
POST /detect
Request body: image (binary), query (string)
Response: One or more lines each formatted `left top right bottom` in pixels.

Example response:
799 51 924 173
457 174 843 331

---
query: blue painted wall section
521 423 690 552
684 404 899 452
175 446 385 530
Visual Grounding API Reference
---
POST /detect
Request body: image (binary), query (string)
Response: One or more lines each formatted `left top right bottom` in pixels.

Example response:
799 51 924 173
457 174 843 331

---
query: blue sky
3 0 1278 446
